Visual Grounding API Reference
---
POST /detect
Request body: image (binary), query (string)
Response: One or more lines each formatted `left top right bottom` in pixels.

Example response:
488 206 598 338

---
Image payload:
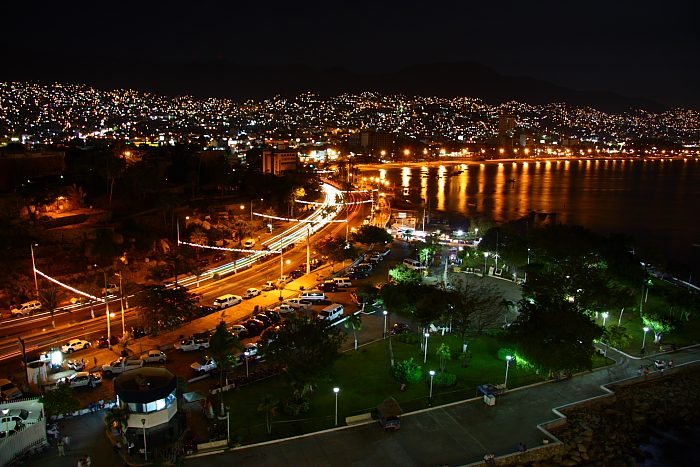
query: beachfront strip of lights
253 213 348 223
177 241 281 254
35 267 105 303
295 199 374 205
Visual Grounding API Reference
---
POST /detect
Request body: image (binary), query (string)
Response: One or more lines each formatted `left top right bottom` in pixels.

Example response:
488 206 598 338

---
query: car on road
244 288 261 299
243 239 256 249
61 339 91 353
102 358 144 376
213 252 227 262
10 300 42 317
283 299 314 310
277 275 292 284
175 336 210 353
242 319 266 335
262 281 277 291
96 335 121 348
140 350 167 364
391 323 411 335
68 371 102 388
102 283 120 296
195 258 210 267
0 378 23 400
290 269 305 279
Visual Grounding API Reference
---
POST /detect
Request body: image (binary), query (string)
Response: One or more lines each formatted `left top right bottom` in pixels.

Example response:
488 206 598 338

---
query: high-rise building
262 149 298 175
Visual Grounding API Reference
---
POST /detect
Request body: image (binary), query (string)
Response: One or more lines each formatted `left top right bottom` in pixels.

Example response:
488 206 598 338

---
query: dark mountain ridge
0 47 667 114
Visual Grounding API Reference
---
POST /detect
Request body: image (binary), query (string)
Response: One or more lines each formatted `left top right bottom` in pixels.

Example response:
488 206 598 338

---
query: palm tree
344 313 363 351
189 228 208 258
38 282 65 328
208 322 243 414
80 281 102 319
104 405 131 437
145 263 168 285
119 331 133 357
257 394 279 435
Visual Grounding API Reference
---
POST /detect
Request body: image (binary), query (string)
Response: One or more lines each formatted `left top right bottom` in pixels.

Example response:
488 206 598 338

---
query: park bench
196 439 228 454
345 413 374 426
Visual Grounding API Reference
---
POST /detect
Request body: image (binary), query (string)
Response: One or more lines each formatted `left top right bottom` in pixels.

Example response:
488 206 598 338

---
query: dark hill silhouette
0 47 666 114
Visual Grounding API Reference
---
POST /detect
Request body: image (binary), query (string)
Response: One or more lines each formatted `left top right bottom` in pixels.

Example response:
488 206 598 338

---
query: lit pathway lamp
141 418 147 460
333 387 340 426
424 332 430 364
383 311 388 339
244 351 250 378
94 264 112 350
602 312 609 327
429 370 435 406
642 327 650 355
504 356 513 388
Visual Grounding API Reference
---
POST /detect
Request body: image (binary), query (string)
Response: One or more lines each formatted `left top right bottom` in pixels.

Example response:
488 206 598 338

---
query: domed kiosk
113 367 187 453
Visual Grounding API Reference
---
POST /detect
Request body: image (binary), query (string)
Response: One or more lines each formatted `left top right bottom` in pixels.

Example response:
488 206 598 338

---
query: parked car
200 306 216 316
346 270 368 280
264 309 281 323
254 313 272 327
262 281 277 291
290 269 305 279
96 335 121 348
68 371 102 388
191 357 217 375
228 324 248 338
317 281 338 292
283 299 314 310
244 288 261 299
212 252 227 262
61 339 91 353
174 336 210 353
391 323 411 335
131 327 148 339
140 350 167 364
0 378 23 400
242 319 266 335
234 343 260 362
277 275 292 284
272 305 295 316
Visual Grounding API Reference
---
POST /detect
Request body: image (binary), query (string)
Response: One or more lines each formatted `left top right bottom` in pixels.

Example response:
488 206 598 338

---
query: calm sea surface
362 159 700 263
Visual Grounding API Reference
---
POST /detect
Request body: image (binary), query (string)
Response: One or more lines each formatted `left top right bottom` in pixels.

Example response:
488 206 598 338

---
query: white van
333 277 353 288
301 290 326 301
318 304 344 321
10 300 42 317
213 294 242 309
403 258 424 270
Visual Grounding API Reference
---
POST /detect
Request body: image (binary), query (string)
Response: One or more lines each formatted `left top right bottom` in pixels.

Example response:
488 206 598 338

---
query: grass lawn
219 333 612 446
594 278 700 357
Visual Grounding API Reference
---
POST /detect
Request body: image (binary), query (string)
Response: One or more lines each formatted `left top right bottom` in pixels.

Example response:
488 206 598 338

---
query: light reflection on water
363 159 700 261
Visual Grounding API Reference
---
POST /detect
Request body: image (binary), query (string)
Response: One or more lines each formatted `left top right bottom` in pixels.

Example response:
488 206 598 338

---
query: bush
212 273 220 281
394 333 420 345
283 399 310 416
485 328 506 337
390 358 422 385
433 372 457 387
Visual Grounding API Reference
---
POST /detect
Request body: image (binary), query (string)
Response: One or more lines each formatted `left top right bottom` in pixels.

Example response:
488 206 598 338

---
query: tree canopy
134 285 199 334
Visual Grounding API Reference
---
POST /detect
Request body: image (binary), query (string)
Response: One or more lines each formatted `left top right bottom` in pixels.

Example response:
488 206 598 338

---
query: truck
174 336 210 353
101 358 144 376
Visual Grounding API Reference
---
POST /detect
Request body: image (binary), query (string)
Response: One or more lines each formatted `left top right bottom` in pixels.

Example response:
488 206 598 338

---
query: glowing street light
94 264 112 350
602 312 609 327
383 310 388 339
333 387 340 426
141 418 147 460
423 332 430 364
642 327 650 352
504 356 513 388
429 370 435 406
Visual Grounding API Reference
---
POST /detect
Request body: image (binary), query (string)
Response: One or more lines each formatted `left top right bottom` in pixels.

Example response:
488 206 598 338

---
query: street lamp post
94 264 111 349
642 327 650 354
504 356 512 388
483 252 489 276
30 243 39 299
176 216 189 245
251 198 263 222
602 312 609 327
2 409 9 437
429 370 435 406
423 332 430 364
333 387 340 426
383 311 388 339
244 351 250 378
141 418 147 460
116 272 126 335
527 248 531 265
226 405 230 444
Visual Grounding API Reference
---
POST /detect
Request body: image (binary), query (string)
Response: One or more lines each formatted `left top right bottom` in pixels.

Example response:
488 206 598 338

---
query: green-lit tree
602 325 632 350
642 314 679 344
389 264 422 285
344 313 363 350
40 384 81 419
436 343 451 372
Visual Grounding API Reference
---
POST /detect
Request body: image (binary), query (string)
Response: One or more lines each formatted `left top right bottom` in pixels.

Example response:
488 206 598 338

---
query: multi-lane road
0 182 368 368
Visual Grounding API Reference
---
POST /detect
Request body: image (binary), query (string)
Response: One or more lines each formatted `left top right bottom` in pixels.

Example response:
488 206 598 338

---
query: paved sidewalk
184 346 700 467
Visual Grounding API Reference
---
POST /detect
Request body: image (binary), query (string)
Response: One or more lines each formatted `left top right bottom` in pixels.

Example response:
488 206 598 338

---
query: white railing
0 421 46 467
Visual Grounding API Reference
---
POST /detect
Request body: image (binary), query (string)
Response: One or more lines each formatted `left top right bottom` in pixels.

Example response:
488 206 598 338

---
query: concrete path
184 346 700 467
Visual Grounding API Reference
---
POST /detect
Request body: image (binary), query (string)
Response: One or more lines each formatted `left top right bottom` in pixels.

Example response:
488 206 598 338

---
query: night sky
4 0 699 109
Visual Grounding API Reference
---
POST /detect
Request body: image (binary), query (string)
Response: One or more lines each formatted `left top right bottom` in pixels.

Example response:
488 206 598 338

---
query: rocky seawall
531 366 700 467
